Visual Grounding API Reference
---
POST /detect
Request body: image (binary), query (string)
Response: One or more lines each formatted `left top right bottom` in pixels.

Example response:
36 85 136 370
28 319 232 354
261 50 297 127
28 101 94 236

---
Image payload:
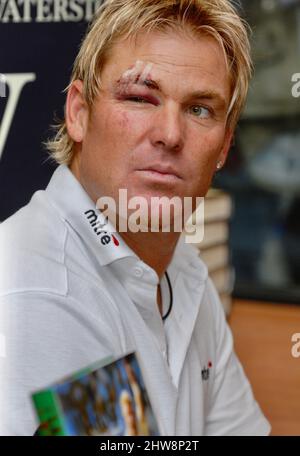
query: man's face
69 28 232 216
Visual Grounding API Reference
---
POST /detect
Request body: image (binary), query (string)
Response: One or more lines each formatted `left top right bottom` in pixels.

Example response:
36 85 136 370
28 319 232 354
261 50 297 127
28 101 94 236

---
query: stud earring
216 161 223 170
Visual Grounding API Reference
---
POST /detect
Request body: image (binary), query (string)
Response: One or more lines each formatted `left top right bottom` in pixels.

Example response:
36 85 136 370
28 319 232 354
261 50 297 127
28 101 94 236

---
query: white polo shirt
0 165 271 436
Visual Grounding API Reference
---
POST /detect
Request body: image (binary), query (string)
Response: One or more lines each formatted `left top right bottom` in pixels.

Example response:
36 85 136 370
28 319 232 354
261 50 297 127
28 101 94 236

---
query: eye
126 96 150 103
189 105 211 119
122 93 159 106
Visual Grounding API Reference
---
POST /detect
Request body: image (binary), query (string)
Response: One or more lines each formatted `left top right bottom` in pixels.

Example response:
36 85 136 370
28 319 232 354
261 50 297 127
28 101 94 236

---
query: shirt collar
46 164 137 266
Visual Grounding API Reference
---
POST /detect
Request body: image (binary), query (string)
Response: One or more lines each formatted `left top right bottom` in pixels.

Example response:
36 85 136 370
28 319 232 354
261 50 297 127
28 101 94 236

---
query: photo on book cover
32 352 159 436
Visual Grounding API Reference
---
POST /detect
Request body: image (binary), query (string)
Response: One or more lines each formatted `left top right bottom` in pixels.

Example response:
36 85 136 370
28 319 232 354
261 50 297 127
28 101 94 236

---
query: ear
65 80 88 143
217 129 233 166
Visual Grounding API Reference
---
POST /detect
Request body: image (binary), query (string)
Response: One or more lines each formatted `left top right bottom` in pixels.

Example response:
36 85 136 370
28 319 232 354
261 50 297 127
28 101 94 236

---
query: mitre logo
84 209 119 247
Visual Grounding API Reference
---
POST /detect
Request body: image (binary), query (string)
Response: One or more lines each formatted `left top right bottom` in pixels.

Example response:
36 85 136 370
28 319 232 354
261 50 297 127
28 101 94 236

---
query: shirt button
133 267 143 278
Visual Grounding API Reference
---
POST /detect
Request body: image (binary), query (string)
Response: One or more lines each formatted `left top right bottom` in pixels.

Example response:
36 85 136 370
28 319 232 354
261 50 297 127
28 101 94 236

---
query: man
0 0 271 435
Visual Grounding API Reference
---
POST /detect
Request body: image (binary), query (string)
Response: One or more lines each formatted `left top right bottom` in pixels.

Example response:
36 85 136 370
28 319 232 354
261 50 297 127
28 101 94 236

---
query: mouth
136 165 182 182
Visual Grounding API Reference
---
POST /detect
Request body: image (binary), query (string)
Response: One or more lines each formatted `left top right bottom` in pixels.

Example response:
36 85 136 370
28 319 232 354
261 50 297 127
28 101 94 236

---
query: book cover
31 352 160 436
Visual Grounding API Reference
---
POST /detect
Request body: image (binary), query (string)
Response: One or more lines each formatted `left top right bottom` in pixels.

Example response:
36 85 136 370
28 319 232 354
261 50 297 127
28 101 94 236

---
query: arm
204 278 271 436
0 292 113 435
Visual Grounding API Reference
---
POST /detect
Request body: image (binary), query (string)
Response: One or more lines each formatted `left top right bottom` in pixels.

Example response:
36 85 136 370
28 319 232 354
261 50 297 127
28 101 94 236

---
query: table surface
229 299 300 436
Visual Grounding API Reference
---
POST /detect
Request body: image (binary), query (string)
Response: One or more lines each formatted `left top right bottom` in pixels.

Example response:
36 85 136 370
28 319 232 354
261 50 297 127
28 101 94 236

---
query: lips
137 165 182 179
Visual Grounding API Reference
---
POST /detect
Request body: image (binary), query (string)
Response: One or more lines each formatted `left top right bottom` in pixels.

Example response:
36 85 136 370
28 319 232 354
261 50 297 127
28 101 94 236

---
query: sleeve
204 278 271 436
0 292 114 436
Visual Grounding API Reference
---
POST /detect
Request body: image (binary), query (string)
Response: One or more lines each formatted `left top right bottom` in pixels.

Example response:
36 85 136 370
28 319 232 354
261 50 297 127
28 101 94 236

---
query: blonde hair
46 0 252 165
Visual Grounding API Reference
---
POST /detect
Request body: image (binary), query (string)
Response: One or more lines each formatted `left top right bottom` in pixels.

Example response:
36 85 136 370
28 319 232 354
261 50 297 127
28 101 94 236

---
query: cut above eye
190 105 211 118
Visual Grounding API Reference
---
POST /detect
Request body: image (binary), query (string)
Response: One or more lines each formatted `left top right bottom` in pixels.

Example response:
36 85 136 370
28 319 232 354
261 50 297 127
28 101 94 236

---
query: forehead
101 28 231 102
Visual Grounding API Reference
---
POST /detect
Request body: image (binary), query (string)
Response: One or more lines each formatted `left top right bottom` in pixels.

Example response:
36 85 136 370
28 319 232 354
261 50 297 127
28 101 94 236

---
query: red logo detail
112 234 119 246
208 361 212 368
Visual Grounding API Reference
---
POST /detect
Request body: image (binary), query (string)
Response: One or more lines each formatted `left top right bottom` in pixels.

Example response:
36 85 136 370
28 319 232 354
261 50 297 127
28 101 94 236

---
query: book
199 243 230 272
185 189 232 226
190 220 229 249
203 189 232 223
184 190 232 246
31 352 160 436
183 189 234 315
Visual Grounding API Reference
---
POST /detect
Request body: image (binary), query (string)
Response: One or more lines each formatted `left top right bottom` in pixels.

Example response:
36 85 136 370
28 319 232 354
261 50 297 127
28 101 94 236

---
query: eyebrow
141 78 226 106
185 90 227 109
118 75 227 109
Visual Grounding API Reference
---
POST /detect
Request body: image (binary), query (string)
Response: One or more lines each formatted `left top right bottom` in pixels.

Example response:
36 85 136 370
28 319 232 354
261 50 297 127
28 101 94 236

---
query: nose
150 101 184 152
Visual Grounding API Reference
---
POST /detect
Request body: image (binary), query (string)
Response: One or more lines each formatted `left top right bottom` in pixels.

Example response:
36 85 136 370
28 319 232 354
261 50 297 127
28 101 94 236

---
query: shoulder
0 190 68 297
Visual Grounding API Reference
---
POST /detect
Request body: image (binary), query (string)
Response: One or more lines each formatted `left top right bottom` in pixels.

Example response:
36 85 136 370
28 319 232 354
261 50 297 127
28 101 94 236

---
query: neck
119 230 180 280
